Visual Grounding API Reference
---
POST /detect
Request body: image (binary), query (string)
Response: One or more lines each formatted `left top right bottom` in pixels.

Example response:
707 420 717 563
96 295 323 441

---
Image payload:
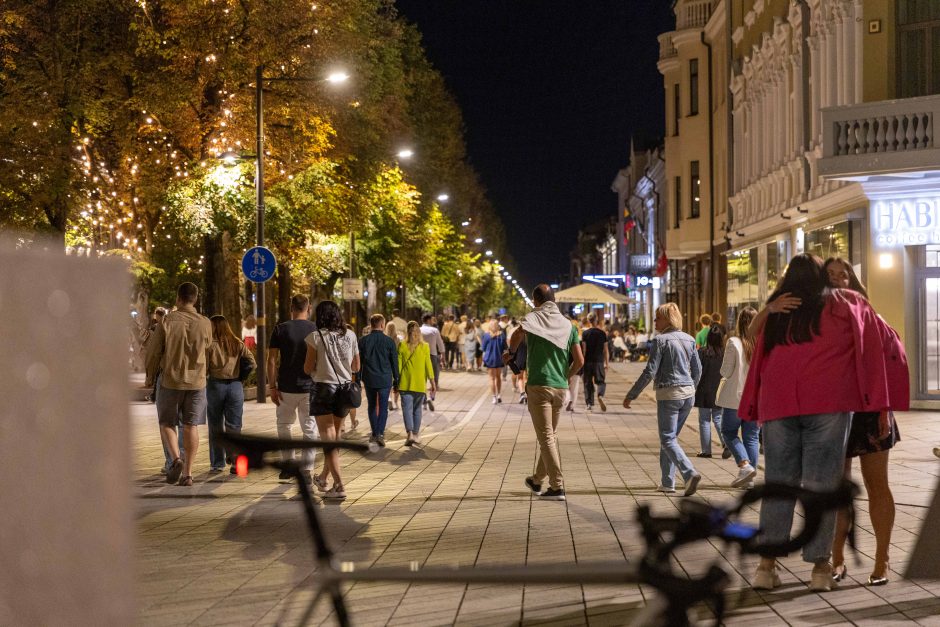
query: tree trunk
202 232 224 316
221 231 242 329
277 261 292 325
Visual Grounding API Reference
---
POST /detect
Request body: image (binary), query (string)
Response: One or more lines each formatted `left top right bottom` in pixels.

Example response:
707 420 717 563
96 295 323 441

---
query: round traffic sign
242 246 276 283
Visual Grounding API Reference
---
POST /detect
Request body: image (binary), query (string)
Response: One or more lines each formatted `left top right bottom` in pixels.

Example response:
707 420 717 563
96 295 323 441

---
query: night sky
394 1 674 287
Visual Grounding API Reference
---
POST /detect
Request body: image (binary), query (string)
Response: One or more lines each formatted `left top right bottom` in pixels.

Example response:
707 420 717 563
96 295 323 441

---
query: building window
689 161 701 218
673 83 680 135
898 0 940 97
674 175 681 228
689 58 699 116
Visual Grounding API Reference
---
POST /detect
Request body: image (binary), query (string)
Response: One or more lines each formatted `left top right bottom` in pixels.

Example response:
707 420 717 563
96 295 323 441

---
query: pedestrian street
134 361 940 626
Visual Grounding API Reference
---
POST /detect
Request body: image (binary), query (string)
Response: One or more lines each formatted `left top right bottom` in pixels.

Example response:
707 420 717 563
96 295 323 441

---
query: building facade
658 0 730 329
611 141 667 330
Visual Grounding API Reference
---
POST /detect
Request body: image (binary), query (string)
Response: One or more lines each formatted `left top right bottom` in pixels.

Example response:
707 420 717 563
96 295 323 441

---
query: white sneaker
731 464 757 488
656 485 676 494
492 396 498 404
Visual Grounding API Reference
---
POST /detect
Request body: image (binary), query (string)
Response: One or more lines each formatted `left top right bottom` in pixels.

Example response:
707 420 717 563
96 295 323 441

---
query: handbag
238 354 255 382
318 329 362 409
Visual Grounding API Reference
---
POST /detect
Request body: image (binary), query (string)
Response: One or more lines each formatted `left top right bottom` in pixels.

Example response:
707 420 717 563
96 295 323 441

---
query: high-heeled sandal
867 563 889 586
832 563 848 582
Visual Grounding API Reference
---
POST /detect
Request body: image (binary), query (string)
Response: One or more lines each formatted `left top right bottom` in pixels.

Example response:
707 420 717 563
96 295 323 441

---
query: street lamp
484 250 493 256
474 237 483 244
249 64 348 403
396 148 414 160
436 193 449 202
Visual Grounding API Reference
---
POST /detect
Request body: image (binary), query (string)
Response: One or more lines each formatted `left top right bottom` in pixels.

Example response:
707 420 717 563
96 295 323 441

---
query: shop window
766 239 790 296
726 248 760 317
689 59 699 116
690 161 701 218
804 221 862 267
898 1 940 97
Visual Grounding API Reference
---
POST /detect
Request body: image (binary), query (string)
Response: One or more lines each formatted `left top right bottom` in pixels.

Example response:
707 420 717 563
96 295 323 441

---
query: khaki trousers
526 384 566 490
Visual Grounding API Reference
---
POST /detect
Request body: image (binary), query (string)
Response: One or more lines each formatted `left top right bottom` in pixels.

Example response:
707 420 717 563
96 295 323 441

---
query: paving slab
134 361 940 625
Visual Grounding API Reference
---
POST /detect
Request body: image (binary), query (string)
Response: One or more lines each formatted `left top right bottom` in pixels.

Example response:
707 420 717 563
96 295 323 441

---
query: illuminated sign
873 197 940 246
634 276 662 289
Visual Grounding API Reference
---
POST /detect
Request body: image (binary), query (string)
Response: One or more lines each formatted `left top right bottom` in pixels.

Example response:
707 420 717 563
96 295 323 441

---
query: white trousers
275 391 319 469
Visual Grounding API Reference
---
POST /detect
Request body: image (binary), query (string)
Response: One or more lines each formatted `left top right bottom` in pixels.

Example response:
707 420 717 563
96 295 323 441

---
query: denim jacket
626 329 702 400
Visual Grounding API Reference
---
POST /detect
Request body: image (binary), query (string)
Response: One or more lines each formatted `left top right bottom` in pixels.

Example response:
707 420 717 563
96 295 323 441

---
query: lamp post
250 64 348 402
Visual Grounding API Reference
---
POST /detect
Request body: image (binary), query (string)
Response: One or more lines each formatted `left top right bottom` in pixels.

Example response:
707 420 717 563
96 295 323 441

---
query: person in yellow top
207 314 256 475
398 321 436 446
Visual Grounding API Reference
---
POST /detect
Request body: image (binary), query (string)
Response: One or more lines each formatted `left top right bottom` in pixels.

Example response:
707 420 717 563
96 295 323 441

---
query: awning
554 283 636 305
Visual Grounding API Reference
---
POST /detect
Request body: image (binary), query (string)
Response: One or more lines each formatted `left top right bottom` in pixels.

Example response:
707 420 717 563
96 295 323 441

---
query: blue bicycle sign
242 246 276 283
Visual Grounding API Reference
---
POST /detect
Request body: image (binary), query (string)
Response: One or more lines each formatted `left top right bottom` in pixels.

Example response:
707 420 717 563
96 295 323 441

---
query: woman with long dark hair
825 257 900 586
304 301 360 500
739 254 908 592
693 323 728 458
717 306 759 488
207 315 255 476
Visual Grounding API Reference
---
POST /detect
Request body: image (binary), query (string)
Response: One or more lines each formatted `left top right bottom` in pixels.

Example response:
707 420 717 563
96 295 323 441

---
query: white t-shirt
304 328 359 384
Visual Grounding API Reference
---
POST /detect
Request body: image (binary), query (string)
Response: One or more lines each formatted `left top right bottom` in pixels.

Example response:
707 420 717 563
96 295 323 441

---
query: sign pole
255 64 267 403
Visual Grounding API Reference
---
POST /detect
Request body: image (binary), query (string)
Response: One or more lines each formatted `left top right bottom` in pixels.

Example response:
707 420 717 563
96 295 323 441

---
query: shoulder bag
318 329 362 409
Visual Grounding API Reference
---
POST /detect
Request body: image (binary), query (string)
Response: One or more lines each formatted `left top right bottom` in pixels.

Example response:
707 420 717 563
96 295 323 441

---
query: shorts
845 410 900 458
157 385 207 426
310 381 351 418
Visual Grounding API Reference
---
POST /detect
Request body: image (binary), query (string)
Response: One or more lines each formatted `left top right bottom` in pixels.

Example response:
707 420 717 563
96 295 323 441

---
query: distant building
657 0 730 327
611 140 666 330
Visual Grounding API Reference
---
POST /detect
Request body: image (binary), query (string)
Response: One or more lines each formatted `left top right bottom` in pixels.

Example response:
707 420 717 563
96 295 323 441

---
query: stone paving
133 361 940 626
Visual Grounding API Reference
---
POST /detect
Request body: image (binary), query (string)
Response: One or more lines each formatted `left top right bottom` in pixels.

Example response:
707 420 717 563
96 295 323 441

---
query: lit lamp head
396 148 414 160
326 71 350 84
219 150 240 167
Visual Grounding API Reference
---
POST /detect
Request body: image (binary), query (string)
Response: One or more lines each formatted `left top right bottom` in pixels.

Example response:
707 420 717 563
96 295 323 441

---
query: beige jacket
208 340 255 380
145 305 212 390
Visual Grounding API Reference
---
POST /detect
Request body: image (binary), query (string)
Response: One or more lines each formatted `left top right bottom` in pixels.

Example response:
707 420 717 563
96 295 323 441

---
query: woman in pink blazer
739 254 908 593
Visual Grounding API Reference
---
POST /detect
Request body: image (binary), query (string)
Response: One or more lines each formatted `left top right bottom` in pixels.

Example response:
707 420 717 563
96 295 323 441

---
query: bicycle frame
221 432 858 627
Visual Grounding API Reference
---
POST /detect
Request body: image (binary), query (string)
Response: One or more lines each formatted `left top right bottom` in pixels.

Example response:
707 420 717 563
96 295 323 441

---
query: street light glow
326 71 350 84
474 237 483 244
397 148 414 159
437 193 449 202
219 150 240 167
461 221 470 226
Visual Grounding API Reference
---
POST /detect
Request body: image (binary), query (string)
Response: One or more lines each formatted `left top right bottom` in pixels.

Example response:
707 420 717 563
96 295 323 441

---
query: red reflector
236 455 249 477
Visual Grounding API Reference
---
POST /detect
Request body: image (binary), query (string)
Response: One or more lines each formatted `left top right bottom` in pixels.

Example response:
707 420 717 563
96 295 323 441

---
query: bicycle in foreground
222 432 859 627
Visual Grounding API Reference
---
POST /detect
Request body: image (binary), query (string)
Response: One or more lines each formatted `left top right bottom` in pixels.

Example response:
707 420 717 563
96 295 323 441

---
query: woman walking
206 315 256 477
385 321 401 410
622 303 703 497
564 319 583 412
739 254 908 592
825 257 901 586
399 320 436 446
694 323 728 459
717 306 760 488
463 318 480 372
304 301 360 500
481 320 507 403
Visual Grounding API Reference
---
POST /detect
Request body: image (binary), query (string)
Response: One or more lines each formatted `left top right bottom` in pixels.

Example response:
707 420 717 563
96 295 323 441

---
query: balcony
819 94 940 181
658 33 677 61
675 0 717 30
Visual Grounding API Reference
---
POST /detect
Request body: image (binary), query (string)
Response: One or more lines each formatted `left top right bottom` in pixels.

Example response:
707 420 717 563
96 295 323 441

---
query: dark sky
395 1 674 286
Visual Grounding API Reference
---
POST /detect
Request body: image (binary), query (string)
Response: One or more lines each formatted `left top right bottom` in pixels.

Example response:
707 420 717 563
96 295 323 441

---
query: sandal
178 475 193 487
313 473 328 491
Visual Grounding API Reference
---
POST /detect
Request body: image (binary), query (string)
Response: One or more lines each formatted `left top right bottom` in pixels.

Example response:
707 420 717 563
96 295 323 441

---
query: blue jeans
658 397 696 488
759 412 850 563
697 407 723 455
401 391 425 433
720 407 760 468
366 386 391 437
206 378 245 469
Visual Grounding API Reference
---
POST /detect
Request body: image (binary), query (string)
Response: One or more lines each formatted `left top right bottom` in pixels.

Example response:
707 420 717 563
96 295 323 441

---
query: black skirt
845 411 900 458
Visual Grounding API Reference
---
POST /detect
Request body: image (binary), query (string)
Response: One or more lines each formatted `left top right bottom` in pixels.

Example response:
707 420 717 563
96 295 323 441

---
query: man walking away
581 312 609 412
358 314 399 446
267 294 318 482
146 282 212 486
441 314 460 370
420 313 445 410
506 284 584 501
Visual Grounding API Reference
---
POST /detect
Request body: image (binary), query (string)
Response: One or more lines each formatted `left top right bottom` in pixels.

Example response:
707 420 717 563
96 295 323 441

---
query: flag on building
654 250 668 277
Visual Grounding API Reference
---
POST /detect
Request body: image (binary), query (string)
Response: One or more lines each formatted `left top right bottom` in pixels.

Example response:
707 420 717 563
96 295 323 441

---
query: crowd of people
142 252 913 592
